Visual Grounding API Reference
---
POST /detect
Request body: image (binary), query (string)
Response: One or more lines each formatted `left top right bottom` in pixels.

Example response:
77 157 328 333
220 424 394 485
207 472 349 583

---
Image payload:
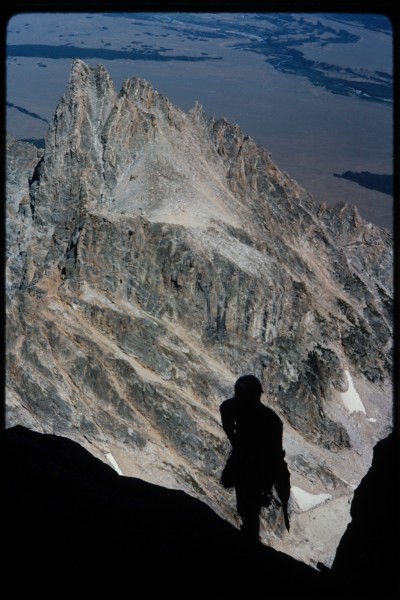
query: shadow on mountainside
4 426 398 596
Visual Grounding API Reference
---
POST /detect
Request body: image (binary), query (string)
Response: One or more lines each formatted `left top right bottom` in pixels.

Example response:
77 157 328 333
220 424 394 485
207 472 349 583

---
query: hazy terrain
6 11 393 229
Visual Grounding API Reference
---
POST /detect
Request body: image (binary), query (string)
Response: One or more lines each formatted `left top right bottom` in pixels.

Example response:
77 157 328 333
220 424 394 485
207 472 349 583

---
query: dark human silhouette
220 375 291 542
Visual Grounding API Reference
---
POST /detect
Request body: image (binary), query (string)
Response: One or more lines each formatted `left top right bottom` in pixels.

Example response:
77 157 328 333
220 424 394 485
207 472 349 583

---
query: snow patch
341 370 366 414
291 486 331 512
105 452 123 475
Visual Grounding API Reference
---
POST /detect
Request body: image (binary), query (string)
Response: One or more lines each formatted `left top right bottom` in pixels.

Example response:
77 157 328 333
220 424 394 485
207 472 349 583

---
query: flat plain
6 12 393 229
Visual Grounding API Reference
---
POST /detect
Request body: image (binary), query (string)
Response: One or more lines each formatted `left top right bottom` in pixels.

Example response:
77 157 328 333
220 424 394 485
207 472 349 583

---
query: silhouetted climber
220 375 290 542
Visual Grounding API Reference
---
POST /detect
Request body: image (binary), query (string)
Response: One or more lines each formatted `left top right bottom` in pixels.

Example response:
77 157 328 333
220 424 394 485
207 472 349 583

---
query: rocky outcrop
6 136 44 291
5 426 396 595
6 60 393 567
4 425 323 596
328 431 397 595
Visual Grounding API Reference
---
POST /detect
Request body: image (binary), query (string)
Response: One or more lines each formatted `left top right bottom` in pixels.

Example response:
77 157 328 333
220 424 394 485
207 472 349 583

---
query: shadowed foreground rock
330 430 398 595
4 425 322 596
5 425 397 596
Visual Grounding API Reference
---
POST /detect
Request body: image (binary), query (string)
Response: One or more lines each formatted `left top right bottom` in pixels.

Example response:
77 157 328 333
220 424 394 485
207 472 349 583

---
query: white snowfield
105 452 124 475
291 486 331 512
341 370 366 414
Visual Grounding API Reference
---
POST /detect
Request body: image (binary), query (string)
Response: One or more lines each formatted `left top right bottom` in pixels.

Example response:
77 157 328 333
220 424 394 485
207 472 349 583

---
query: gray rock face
6 59 393 568
6 136 44 291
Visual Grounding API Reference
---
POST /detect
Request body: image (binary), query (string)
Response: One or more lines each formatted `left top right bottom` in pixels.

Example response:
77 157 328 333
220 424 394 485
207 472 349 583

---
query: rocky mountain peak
70 58 116 100
121 75 161 108
6 61 393 569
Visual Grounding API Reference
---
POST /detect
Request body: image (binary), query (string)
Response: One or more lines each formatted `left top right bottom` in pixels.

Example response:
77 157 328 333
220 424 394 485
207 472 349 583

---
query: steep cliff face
6 60 393 567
